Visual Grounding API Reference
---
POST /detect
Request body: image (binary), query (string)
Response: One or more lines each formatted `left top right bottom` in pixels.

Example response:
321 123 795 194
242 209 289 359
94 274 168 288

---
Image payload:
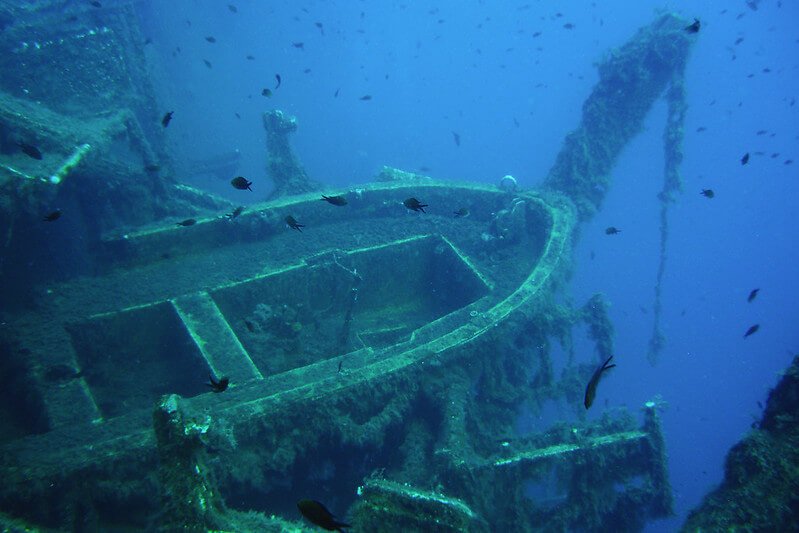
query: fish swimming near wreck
226 206 244 219
743 324 760 338
208 375 229 393
684 18 701 33
403 197 428 213
161 111 174 127
43 209 62 222
297 499 350 532
321 194 348 206
285 215 304 232
584 355 616 409
17 141 43 160
231 176 252 191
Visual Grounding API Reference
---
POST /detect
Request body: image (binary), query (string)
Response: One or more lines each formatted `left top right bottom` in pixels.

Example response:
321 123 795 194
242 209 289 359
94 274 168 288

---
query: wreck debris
541 14 695 365
262 110 322 199
0 11 700 532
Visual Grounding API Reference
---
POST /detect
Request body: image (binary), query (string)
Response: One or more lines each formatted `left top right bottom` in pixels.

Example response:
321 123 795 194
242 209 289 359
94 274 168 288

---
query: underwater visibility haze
0 0 797 531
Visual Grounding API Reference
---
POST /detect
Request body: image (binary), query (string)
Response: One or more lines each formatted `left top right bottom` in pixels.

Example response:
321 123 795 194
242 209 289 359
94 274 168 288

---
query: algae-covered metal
0 9 694 533
0 176 670 531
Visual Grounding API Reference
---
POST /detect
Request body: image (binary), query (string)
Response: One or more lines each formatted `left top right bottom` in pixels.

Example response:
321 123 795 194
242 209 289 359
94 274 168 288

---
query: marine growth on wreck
1 2 794 532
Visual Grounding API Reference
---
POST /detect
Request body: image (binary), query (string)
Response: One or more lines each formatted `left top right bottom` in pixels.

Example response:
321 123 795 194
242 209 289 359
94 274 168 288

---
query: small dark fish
743 324 760 338
321 194 348 206
208 375 229 393
563 23 574 29
262 88 273 97
90 0 101 7
734 37 745 45
205 36 216 43
403 197 428 213
453 207 470 218
43 209 62 222
144 164 160 172
315 22 324 35
605 226 621 235
246 54 255 60
747 288 760 302
43 363 83 383
18 141 43 160
359 95 372 101
203 59 212 68
756 130 767 135
303 68 312 74
275 73 282 89
226 206 244 219
161 111 174 127
234 112 241 119
700 189 714 198
684 18 701 33
231 176 253 191
334 88 340 98
228 4 238 13
244 318 256 332
785 160 793 165
452 131 461 147
285 215 304 232
297 499 350 532
741 152 750 165
584 355 615 409
757 400 763 409
696 126 707 132
292 42 305 50
337 360 343 373
177 218 197 227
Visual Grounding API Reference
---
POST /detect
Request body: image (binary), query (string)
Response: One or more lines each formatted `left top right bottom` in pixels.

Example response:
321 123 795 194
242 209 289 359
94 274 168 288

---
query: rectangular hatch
66 302 212 419
211 235 490 377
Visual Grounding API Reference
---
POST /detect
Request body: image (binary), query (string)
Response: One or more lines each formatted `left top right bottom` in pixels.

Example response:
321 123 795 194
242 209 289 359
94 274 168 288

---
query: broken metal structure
0 7 696 532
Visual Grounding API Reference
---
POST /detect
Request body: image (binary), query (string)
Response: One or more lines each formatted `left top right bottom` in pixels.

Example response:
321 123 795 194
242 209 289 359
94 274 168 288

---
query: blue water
138 1 799 530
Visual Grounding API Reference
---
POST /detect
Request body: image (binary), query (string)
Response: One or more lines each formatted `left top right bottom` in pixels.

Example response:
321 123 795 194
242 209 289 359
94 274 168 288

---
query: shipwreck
0 4 697 531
